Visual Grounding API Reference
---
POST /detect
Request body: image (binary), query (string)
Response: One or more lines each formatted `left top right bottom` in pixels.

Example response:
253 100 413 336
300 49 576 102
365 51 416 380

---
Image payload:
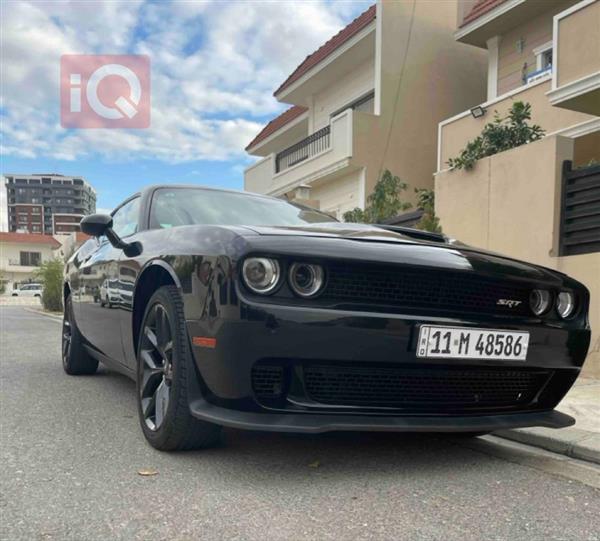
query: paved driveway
1 306 599 541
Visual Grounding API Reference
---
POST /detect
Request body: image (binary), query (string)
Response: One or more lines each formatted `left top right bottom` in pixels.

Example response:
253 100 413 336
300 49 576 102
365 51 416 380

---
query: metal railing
275 125 330 173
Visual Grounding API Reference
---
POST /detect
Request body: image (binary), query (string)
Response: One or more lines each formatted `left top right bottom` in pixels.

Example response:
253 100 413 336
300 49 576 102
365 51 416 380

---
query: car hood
242 223 446 245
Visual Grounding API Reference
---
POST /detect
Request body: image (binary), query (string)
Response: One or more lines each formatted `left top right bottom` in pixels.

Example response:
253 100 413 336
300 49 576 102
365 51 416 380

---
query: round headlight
242 258 280 294
557 291 576 319
289 263 324 298
530 289 551 316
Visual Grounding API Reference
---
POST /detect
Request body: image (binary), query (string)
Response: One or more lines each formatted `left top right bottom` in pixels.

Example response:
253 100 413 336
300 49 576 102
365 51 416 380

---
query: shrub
343 170 412 223
414 188 442 233
35 258 64 312
447 101 545 171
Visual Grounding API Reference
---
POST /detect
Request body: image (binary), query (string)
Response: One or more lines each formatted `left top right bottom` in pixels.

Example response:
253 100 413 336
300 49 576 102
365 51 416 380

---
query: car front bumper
185 299 589 433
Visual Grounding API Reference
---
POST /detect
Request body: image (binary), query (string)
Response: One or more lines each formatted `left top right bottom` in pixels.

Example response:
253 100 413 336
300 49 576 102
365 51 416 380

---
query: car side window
111 197 141 238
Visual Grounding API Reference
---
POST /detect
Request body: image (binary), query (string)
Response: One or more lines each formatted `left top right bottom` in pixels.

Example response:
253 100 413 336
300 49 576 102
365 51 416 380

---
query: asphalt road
1 306 599 541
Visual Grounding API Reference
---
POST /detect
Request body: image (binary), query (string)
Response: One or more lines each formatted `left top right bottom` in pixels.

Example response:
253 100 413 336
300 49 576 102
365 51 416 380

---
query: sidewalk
495 377 600 465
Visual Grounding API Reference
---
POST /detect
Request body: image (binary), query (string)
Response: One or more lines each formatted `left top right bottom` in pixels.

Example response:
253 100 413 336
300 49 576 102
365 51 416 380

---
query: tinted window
150 188 336 229
112 197 141 238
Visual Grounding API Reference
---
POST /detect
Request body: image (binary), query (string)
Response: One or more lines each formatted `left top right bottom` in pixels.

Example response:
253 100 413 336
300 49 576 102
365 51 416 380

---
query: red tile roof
245 105 307 151
274 4 376 96
460 0 509 27
0 232 62 248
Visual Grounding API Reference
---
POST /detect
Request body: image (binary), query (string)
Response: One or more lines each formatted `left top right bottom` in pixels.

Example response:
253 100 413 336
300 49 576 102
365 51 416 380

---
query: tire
137 285 221 451
62 295 99 375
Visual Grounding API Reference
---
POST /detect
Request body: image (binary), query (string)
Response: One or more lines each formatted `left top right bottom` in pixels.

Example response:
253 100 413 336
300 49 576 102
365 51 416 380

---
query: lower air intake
303 364 551 411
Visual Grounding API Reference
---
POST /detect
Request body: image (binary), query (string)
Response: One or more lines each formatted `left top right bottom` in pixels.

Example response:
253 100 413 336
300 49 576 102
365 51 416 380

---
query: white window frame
533 41 553 71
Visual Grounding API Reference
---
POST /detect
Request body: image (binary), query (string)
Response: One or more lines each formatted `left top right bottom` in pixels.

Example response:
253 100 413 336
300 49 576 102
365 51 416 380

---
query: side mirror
79 214 142 257
80 214 113 237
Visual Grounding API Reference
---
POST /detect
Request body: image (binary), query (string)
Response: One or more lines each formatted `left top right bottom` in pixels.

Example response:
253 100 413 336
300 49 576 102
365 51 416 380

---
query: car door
76 196 141 365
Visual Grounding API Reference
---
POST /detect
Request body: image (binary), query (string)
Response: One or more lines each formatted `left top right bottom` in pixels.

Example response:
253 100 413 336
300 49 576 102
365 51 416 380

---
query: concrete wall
310 169 364 218
556 0 600 87
435 135 600 377
349 0 488 208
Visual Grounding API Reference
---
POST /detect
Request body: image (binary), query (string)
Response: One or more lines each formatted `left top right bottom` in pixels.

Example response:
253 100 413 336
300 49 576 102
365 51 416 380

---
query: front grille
252 365 285 399
304 364 551 411
323 264 532 316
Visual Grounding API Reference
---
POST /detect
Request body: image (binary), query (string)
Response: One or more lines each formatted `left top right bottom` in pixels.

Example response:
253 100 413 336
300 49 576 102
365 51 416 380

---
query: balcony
547 0 600 115
275 126 330 173
245 109 358 197
437 77 596 172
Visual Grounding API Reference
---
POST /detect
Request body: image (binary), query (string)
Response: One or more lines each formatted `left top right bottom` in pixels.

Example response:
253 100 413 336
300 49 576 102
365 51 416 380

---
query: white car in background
12 283 43 297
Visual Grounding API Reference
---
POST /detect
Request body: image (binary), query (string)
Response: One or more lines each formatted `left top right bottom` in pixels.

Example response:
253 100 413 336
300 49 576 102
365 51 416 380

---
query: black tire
62 295 99 375
137 285 221 451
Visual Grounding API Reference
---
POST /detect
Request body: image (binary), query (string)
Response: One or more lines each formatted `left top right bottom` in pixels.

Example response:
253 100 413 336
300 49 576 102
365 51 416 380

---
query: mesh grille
304 364 551 410
251 365 284 398
323 264 532 316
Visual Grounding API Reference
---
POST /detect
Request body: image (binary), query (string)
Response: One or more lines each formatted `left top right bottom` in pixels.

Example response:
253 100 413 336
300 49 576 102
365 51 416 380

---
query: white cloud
1 0 372 163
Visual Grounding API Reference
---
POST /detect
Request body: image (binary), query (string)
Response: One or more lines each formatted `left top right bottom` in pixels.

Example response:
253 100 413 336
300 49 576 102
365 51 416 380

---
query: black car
63 185 591 451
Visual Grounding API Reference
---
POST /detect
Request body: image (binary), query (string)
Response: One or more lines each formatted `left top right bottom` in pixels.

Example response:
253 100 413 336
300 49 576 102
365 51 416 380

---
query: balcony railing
275 125 330 173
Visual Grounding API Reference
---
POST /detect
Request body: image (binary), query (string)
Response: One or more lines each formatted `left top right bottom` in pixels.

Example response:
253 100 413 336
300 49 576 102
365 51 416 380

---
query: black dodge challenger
63 185 591 451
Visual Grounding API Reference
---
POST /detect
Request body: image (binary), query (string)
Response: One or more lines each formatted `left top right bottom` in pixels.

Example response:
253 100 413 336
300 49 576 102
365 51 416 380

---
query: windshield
149 188 337 228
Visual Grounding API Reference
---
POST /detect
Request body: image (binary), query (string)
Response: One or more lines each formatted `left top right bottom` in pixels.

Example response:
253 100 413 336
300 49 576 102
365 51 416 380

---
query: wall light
470 105 487 119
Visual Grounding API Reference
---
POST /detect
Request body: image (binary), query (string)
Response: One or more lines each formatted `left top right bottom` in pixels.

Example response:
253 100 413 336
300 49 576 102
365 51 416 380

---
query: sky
0 0 372 213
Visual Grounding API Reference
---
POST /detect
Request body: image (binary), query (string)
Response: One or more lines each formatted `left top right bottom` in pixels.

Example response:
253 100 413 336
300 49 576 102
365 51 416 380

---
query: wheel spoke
155 379 169 429
144 326 158 349
141 349 159 370
141 395 156 423
155 306 167 346
141 367 163 398
62 319 71 361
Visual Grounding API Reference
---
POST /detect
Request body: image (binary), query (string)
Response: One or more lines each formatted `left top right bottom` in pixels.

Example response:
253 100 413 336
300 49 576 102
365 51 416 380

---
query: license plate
417 325 529 361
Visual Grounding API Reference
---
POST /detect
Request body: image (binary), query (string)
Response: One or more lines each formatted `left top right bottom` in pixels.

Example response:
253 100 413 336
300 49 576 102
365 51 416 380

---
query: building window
526 41 553 84
20 252 42 266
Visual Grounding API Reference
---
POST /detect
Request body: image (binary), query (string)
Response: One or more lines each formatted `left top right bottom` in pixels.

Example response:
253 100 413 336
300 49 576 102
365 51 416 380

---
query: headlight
242 257 280 294
530 289 551 316
289 263 325 298
556 291 576 319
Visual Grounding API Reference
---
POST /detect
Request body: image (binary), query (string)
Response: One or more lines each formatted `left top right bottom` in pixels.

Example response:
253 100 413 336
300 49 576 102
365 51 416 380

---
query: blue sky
1 0 372 212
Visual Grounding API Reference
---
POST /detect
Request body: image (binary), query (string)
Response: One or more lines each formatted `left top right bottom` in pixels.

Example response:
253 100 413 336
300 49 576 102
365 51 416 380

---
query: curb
23 307 63 321
494 427 600 465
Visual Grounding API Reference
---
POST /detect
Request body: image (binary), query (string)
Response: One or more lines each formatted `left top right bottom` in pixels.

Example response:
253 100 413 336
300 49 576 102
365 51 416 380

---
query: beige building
0 232 62 292
435 0 600 376
244 0 488 218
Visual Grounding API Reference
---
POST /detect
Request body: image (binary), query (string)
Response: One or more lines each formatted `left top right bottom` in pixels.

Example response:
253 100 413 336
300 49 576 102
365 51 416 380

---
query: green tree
414 188 442 233
447 101 545 171
35 258 64 312
343 170 412 223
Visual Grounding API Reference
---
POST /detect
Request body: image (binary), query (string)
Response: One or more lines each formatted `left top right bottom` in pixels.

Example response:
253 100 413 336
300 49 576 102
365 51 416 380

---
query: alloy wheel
139 303 174 431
